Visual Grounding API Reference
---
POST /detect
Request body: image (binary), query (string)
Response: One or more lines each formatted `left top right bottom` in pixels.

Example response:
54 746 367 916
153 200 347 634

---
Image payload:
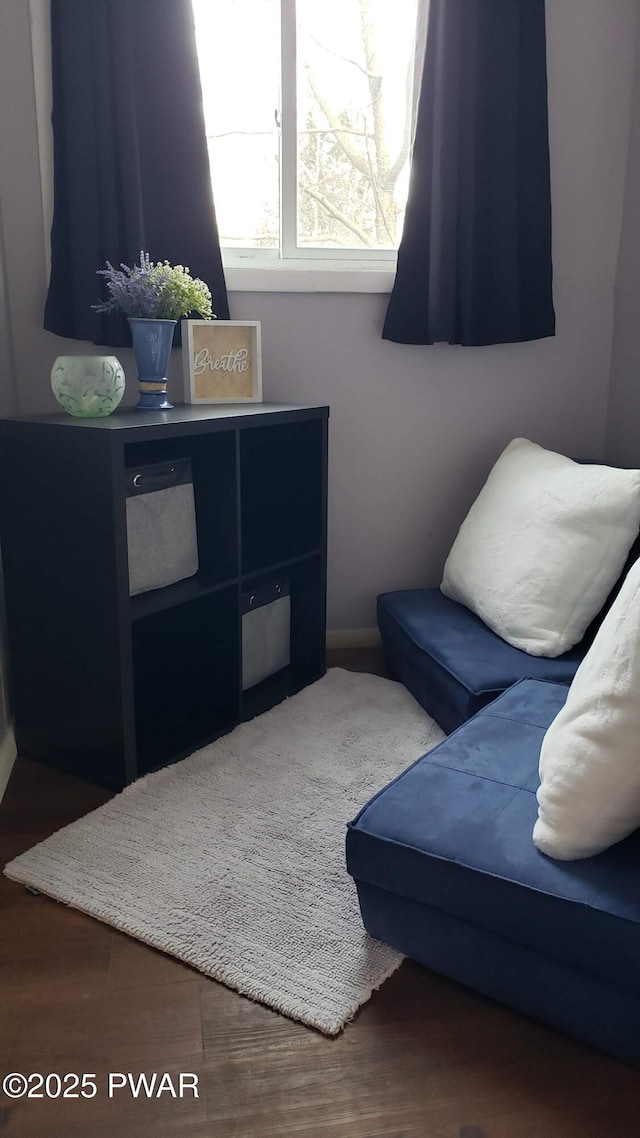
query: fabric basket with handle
124 457 199 595
242 578 291 690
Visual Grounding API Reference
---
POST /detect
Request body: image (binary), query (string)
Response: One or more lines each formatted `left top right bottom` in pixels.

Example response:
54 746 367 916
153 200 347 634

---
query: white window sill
223 260 396 294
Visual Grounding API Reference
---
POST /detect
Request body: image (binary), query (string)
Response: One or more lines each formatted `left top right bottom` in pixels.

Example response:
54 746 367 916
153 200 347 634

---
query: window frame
219 0 402 292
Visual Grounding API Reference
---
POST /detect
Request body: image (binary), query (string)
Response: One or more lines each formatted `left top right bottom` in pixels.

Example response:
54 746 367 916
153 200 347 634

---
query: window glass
192 0 418 257
192 0 281 249
296 0 417 250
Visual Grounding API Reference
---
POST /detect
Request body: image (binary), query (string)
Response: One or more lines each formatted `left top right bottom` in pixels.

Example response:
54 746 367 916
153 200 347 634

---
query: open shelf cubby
240 419 324 575
124 428 238 589
133 587 240 774
0 403 328 788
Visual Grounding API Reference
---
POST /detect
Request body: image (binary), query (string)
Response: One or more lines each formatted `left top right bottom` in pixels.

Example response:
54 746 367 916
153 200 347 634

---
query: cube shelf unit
0 403 329 788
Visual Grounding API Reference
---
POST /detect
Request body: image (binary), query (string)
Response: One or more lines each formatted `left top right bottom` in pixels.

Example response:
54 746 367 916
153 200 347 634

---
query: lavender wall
606 13 640 467
1 0 638 631
231 284 616 629
0 168 18 800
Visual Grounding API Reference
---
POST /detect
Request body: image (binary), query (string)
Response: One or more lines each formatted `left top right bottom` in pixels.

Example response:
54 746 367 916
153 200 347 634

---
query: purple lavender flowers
94 252 214 321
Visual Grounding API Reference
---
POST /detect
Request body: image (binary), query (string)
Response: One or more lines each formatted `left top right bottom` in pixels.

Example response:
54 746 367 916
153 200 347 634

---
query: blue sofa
348 542 640 1063
347 678 640 1064
377 531 640 735
377 587 585 734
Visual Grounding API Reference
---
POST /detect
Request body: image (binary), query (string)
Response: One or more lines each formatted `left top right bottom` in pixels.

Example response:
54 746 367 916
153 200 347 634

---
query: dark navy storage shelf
0 403 329 788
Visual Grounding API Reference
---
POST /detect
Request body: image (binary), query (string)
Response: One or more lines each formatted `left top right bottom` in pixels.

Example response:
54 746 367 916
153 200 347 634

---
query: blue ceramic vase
128 318 176 411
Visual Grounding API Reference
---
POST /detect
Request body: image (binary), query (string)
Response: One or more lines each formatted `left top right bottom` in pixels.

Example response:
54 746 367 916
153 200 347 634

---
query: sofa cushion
377 588 584 733
440 438 640 657
347 679 640 996
534 558 640 861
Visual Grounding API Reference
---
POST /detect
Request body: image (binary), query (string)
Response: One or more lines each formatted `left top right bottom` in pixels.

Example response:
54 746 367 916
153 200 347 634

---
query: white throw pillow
533 558 640 860
441 438 640 657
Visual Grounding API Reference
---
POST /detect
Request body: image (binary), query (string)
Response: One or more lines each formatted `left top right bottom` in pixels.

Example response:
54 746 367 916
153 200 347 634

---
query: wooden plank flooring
1 649 638 1137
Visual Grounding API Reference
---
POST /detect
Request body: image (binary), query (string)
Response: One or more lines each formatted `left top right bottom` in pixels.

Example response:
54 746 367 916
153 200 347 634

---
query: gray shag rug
4 668 443 1035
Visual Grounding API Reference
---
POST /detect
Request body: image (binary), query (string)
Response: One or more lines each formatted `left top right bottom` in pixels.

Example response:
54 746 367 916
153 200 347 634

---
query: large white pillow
533 557 640 860
441 438 640 657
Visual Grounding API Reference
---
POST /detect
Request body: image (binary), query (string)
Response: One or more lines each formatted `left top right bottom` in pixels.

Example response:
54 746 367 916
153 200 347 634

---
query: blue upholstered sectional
377 588 585 733
347 579 640 1063
347 679 640 1064
377 526 640 733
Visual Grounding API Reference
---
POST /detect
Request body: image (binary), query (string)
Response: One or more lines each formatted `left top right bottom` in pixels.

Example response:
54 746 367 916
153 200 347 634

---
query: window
191 0 419 286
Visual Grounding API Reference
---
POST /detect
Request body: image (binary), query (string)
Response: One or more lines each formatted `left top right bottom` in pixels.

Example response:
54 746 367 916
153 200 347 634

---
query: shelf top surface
0 402 329 435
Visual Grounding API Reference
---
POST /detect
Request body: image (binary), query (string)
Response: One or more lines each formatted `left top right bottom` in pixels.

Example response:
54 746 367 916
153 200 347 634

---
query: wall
0 176 19 801
0 0 638 633
606 11 640 465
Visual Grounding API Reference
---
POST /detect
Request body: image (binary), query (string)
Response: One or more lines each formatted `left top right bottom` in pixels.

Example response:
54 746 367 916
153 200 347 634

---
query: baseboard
326 628 381 650
0 725 16 804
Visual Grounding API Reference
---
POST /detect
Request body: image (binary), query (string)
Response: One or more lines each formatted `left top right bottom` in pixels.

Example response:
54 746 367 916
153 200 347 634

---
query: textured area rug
4 669 443 1034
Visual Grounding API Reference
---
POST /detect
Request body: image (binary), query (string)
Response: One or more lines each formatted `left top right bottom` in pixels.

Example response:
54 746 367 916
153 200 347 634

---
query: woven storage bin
125 457 198 596
242 578 291 690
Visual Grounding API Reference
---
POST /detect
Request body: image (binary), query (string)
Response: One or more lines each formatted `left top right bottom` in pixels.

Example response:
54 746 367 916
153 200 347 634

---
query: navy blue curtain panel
383 0 555 347
44 0 229 346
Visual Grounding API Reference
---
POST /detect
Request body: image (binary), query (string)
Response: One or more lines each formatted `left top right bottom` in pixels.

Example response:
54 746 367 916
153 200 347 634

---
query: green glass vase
50 356 126 418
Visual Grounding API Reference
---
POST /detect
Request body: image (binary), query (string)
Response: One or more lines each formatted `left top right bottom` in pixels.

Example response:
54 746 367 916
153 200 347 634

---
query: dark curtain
44 0 229 347
383 0 555 347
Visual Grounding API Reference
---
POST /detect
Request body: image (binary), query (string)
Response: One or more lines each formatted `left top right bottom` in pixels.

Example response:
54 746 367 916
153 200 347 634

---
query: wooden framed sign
182 320 262 404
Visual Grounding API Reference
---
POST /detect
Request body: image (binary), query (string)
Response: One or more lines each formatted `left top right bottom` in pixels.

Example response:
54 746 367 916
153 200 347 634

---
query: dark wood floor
1 648 638 1137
